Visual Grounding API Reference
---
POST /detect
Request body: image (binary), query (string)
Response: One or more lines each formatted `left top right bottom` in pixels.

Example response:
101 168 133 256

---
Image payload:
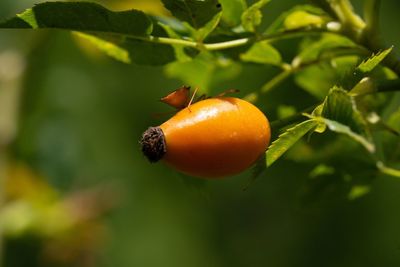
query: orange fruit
141 97 270 178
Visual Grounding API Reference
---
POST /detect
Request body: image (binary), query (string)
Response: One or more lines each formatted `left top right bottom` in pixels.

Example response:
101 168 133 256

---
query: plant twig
113 26 340 51
363 0 381 36
270 105 318 130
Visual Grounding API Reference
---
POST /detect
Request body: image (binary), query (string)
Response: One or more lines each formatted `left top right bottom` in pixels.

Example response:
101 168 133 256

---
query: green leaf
319 117 375 152
266 119 318 167
219 0 247 27
0 2 152 36
381 96 400 161
265 5 326 34
72 23 176 65
293 34 359 95
357 46 393 73
348 185 371 200
158 23 191 62
241 0 271 32
294 56 359 99
161 0 222 29
348 77 376 96
322 86 367 134
310 87 376 152
309 164 335 178
164 53 241 92
194 12 222 41
284 10 327 30
0 2 176 65
123 38 176 65
239 41 281 66
73 32 131 63
295 34 356 64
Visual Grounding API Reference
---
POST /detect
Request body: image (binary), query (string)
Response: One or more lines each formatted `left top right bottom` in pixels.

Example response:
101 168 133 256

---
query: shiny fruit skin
160 97 270 178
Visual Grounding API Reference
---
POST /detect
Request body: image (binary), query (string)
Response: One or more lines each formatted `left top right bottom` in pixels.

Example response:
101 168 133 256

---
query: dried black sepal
140 126 166 162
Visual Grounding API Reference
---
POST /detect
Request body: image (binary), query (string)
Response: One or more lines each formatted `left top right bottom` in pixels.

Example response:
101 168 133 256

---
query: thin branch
114 26 340 51
270 105 318 130
363 0 381 35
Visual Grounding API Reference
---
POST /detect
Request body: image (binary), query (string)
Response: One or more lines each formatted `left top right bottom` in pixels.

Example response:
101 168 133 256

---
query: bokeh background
1 0 400 266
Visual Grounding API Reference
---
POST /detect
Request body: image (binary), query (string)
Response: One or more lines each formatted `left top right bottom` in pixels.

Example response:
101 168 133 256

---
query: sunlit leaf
161 0 222 29
241 0 271 32
73 32 131 63
295 34 356 64
265 4 326 34
348 185 371 200
194 12 222 41
219 0 247 26
284 10 326 30
72 24 176 65
266 119 318 167
239 41 281 66
277 105 297 119
357 46 393 73
349 77 376 96
309 164 335 178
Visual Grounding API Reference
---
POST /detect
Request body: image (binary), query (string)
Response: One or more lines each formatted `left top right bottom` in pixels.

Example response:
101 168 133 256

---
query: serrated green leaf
357 46 393 73
219 0 247 26
161 0 222 29
322 86 354 125
241 0 271 32
266 119 318 167
322 86 367 134
0 2 176 65
239 41 281 65
0 2 152 36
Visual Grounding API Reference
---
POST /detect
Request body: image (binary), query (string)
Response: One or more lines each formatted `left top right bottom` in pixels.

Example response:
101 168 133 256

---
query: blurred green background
1 0 400 266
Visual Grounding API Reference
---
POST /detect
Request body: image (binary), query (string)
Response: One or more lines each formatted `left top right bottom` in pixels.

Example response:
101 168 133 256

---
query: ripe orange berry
141 97 271 178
